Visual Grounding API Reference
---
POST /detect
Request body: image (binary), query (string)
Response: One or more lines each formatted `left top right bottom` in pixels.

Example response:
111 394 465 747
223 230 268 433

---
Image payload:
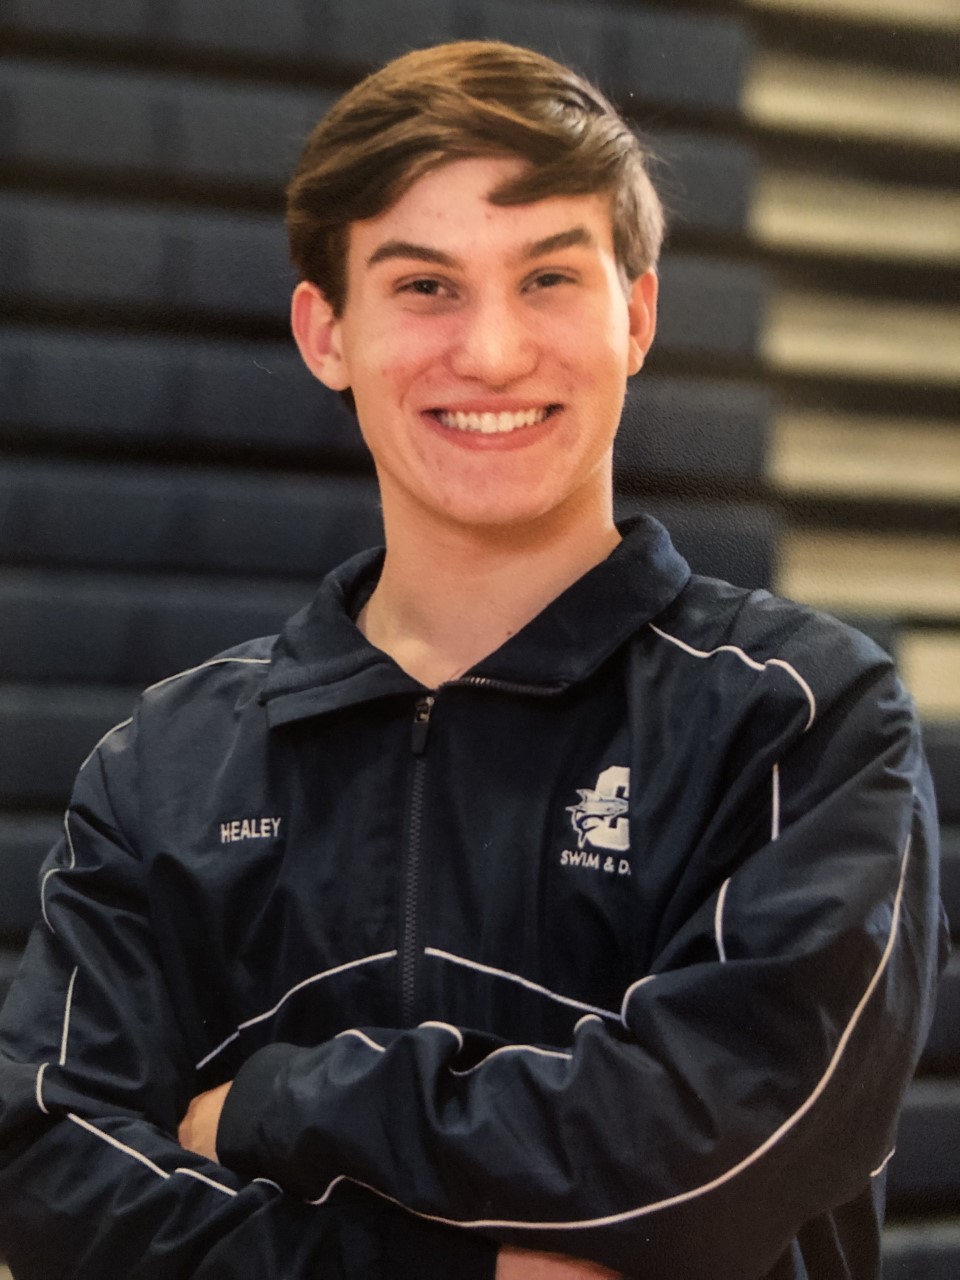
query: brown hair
286 40 665 315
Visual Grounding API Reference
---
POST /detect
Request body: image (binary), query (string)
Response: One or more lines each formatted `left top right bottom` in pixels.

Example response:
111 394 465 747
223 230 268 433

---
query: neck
358 488 621 687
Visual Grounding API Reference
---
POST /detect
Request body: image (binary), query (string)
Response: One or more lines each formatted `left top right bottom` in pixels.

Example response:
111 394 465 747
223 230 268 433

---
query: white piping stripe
44 811 80 934
771 763 781 841
144 656 271 696
195 950 398 1069
335 1029 386 1053
482 827 916 1229
63 810 77 869
618 973 656 1024
67 1118 243 1198
450 1044 573 1078
424 948 619 1021
35 1063 50 1115
253 1177 283 1191
67 1113 170 1180
419 1020 465 1051
40 867 59 933
196 1029 239 1068
59 967 78 1066
648 624 817 731
308 1173 349 1206
574 1013 603 1033
714 879 731 964
173 1167 239 1197
871 1148 896 1178
315 828 915 1233
78 717 133 773
768 661 817 732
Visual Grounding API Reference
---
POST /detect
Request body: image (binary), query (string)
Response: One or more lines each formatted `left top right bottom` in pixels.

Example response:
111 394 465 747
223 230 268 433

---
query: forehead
348 155 616 265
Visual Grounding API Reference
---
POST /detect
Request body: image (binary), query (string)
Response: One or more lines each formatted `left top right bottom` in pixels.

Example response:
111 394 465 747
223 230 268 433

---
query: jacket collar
262 515 690 726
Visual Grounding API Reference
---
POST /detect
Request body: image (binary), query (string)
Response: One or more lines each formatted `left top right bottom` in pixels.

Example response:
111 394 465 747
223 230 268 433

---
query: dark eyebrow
365 226 597 272
365 240 458 270
520 226 596 259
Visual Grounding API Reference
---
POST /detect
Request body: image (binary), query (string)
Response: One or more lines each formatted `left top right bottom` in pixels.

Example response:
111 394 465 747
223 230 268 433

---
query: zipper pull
411 696 435 755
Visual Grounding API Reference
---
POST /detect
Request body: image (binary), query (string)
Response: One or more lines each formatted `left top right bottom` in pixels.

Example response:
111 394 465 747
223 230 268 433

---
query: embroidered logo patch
566 765 630 852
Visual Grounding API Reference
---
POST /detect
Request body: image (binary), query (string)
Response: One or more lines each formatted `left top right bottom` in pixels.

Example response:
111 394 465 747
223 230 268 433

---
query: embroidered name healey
220 817 282 844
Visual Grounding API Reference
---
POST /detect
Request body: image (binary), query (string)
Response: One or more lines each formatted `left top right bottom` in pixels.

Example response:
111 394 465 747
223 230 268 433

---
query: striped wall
0 0 957 1272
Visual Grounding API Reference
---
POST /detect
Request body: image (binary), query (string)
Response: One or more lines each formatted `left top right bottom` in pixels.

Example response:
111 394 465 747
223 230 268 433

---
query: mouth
428 405 562 435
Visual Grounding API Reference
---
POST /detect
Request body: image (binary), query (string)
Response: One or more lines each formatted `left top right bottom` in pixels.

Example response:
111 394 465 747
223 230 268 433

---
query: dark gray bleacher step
0 813 62 944
922 952 960 1074
0 459 385 577
883 1219 960 1280
617 495 778 591
0 194 770 357
0 327 362 459
2 458 774 588
0 59 757 236
888 1078 960 1213
0 326 771 481
619 379 770 484
653 133 757 236
924 724 960 827
658 256 768 359
0 192 295 322
0 569 314 685
0 57 335 190
0 683 140 806
0 0 750 113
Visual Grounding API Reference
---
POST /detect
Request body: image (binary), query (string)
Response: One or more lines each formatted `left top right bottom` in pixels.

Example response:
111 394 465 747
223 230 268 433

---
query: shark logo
566 765 630 852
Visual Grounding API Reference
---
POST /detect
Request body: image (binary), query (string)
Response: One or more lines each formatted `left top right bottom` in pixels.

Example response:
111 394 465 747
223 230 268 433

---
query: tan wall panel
752 173 960 264
763 292 960 383
778 531 960 616
745 53 960 146
900 631 960 719
744 0 960 32
770 414 960 500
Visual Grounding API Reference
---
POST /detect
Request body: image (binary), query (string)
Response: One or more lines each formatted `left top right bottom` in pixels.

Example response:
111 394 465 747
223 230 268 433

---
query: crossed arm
0 659 947 1279
181 1082 611 1280
178 1083 617 1278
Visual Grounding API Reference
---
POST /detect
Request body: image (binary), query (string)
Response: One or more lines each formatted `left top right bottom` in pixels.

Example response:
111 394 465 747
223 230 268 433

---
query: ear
626 269 658 376
290 280 351 391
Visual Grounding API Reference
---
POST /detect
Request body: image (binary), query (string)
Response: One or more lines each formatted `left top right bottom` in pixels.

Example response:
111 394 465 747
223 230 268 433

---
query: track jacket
0 516 947 1279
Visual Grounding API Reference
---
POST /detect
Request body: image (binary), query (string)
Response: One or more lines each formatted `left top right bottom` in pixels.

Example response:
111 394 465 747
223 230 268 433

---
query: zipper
452 675 566 697
397 681 561 1026
399 695 434 1026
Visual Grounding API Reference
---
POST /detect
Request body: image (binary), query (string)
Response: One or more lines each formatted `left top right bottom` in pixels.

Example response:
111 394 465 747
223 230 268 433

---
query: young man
0 40 947 1280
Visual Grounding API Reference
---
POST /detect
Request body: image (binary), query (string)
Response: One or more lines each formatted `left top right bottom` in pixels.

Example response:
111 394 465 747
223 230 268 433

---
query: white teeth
435 407 551 434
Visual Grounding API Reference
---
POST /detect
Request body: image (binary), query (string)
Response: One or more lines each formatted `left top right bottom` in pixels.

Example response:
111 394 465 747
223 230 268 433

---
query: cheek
377 323 453 396
551 300 628 370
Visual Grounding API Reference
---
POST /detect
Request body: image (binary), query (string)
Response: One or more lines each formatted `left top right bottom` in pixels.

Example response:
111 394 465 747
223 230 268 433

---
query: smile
432 406 558 435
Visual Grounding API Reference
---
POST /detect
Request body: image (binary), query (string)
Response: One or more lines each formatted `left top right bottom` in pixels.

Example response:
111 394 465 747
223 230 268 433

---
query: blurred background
0 0 957 1274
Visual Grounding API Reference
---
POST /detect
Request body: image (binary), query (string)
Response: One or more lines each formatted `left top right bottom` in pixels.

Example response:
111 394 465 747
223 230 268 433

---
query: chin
429 493 567 533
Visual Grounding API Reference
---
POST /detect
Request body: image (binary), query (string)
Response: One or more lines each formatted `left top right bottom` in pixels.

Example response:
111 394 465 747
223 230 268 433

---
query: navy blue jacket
0 517 947 1278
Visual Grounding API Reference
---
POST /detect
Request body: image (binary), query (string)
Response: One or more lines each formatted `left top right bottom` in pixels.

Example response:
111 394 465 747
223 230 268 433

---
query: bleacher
0 0 957 1273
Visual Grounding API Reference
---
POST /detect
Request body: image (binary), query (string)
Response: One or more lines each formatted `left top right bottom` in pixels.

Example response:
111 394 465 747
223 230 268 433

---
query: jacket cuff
217 1043 499 1280
217 1041 295 1173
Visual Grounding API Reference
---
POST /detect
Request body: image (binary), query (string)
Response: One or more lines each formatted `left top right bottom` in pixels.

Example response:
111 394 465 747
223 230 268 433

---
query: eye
398 277 450 298
527 271 574 291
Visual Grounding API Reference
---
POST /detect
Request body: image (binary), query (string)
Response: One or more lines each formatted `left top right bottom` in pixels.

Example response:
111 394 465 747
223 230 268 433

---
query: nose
446 291 539 386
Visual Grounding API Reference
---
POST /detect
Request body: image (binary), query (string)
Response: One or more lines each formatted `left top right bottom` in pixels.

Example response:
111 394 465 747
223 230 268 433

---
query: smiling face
292 155 657 540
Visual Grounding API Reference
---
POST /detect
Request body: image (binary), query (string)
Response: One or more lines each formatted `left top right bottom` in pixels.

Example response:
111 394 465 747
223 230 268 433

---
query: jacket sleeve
216 654 949 1279
0 717 497 1280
